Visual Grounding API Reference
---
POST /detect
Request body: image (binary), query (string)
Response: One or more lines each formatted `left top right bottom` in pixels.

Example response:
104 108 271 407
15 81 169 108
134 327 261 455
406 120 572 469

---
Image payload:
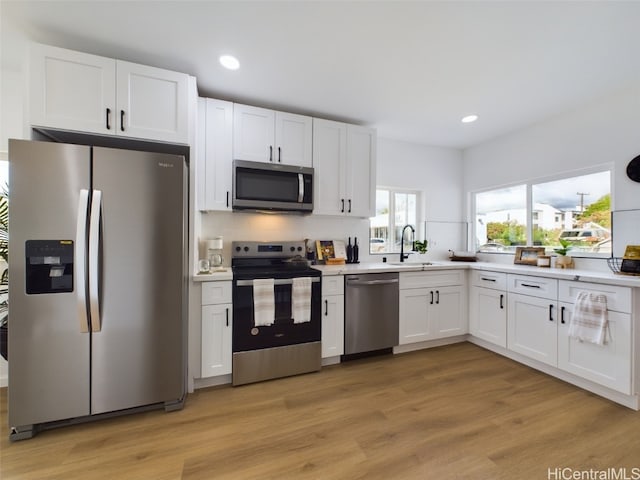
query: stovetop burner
231 241 320 280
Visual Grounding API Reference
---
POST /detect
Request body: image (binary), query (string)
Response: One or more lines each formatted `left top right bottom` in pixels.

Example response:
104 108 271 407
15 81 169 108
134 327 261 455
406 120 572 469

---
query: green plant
414 240 428 254
553 238 573 256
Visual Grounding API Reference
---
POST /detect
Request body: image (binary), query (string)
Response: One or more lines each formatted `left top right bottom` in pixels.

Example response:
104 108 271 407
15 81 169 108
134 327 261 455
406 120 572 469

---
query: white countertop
312 261 640 288
192 269 233 282
191 260 640 288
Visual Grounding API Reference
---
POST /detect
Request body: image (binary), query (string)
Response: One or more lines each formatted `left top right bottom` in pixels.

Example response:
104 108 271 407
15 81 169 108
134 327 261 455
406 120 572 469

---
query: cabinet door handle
278 146 281 163
120 110 125 131
522 283 541 289
430 291 434 305
436 290 440 304
341 199 345 213
106 108 111 130
561 306 566 324
348 199 352 213
269 145 273 162
226 308 229 327
499 294 504 309
325 299 328 316
226 191 230 208
549 304 554 322
480 277 496 282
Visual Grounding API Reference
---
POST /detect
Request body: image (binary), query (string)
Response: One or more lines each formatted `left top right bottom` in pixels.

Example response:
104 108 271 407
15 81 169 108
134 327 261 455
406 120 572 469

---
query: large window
475 170 611 256
370 188 419 254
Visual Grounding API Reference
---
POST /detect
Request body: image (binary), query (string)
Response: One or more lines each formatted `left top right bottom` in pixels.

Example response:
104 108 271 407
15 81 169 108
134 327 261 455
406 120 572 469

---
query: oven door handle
236 277 320 287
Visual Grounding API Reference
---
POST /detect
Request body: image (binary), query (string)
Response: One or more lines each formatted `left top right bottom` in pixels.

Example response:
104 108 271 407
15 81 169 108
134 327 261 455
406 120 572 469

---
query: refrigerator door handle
89 189 103 332
76 189 90 333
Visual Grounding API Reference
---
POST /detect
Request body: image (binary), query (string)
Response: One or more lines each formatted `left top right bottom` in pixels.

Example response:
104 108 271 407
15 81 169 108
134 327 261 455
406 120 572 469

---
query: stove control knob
290 246 295 252
244 246 249 252
297 246 303 252
235 246 241 252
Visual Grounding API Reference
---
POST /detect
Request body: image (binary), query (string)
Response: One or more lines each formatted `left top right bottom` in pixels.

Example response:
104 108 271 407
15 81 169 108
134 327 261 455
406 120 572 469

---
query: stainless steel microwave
232 160 314 212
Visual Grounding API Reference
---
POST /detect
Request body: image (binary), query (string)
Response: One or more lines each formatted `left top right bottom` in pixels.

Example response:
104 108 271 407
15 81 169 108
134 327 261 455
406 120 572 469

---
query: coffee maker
206 237 225 271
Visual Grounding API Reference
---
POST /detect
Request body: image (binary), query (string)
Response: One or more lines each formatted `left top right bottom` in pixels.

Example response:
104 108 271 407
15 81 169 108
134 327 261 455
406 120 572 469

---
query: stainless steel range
231 241 322 386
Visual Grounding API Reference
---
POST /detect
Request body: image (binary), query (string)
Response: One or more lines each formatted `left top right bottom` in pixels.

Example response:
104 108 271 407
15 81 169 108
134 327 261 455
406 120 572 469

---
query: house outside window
474 170 611 256
370 188 420 254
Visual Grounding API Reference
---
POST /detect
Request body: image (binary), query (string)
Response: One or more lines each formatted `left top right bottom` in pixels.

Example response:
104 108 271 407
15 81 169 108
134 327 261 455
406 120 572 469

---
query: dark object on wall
626 155 640 183
0 323 7 361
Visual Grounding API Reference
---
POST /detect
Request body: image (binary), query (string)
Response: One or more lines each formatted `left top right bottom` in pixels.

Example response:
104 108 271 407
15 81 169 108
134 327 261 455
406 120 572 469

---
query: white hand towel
253 278 275 327
568 291 609 345
292 277 312 324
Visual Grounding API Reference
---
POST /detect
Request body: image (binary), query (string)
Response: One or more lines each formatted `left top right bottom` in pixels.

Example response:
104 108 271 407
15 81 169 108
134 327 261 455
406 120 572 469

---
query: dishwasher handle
347 278 399 286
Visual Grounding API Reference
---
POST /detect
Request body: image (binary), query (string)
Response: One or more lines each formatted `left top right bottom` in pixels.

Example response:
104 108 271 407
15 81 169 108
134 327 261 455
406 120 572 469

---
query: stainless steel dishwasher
344 272 399 356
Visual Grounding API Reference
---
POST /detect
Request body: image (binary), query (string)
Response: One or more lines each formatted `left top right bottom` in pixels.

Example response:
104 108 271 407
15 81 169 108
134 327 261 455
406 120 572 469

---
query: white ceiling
3 1 640 149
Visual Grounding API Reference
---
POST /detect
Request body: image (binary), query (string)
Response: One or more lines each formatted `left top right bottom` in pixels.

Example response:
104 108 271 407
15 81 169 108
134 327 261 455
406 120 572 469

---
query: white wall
377 137 466 256
463 83 640 209
463 82 640 266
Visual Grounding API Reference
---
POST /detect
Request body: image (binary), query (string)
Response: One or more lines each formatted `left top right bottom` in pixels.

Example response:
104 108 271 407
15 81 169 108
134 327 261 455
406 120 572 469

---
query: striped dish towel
292 277 312 324
253 278 275 327
568 291 609 345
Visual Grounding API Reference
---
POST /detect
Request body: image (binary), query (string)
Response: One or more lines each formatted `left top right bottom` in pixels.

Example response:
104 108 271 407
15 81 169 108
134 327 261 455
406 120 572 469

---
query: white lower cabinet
322 276 344 358
558 303 631 394
557 280 633 395
399 271 466 345
507 293 558 367
469 270 507 348
201 281 232 378
469 286 507 347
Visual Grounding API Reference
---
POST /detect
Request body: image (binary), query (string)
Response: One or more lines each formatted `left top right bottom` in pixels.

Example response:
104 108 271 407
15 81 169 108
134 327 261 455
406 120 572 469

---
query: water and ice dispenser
25 240 74 294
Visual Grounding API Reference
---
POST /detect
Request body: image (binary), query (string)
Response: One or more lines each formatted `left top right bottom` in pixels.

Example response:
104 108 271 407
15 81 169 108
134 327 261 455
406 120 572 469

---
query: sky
477 171 610 214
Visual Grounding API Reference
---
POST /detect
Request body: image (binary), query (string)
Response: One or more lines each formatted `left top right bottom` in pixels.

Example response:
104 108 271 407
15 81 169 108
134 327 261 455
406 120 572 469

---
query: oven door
232 276 321 352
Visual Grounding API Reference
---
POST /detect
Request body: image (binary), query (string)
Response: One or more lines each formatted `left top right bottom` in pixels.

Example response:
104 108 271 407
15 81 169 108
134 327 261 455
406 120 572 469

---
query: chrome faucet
400 224 415 262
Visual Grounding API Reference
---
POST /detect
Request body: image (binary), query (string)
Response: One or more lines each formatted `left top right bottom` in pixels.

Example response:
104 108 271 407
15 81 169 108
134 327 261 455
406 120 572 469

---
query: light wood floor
1 342 640 479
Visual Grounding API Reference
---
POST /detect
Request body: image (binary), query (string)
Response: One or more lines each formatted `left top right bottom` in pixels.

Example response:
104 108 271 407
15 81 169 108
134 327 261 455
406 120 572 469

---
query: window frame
370 186 422 255
471 165 613 259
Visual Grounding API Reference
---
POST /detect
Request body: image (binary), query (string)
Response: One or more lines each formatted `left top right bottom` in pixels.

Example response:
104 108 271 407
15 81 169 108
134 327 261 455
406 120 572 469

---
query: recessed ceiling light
461 114 478 123
219 55 240 70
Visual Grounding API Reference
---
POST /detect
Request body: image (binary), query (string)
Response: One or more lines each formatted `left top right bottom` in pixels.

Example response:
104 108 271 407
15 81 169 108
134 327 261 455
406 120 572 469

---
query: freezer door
8 139 91 428
90 147 186 414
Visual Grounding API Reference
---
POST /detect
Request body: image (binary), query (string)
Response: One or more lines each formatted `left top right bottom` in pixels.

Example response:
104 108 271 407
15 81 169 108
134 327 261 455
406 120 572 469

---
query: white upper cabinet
30 43 116 135
345 125 376 218
312 119 376 217
30 43 190 144
233 104 312 167
197 98 233 211
116 61 189 143
312 119 347 215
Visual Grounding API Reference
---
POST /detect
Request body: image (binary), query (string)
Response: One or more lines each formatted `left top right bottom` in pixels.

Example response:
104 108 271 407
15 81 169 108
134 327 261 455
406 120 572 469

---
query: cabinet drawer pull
561 306 566 324
120 110 125 131
500 294 504 309
106 108 111 130
430 291 434 305
435 290 440 304
480 277 496 282
521 283 541 289
549 304 554 322
348 199 352 213
341 199 345 213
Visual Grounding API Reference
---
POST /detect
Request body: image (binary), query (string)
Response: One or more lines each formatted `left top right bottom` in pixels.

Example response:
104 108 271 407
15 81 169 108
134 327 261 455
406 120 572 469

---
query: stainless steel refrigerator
8 139 187 440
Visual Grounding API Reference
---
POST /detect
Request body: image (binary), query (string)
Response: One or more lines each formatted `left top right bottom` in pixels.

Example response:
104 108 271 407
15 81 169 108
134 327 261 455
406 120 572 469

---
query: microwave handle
298 173 304 203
